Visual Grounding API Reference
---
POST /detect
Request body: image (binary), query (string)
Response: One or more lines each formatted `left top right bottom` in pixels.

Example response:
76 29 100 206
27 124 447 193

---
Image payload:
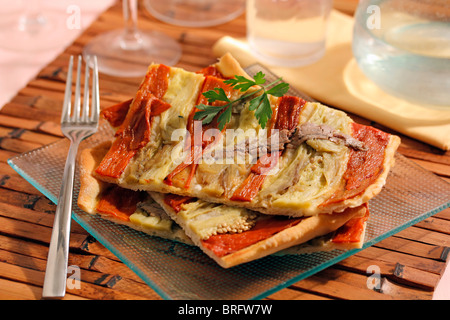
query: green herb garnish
193 71 289 130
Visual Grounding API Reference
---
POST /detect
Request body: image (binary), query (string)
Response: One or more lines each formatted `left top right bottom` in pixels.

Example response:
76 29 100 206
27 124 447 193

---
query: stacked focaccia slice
79 142 369 267
77 53 400 268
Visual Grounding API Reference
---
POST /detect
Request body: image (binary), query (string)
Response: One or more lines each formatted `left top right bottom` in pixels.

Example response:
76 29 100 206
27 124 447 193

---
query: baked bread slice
150 192 368 268
78 143 369 268
92 53 400 218
78 142 191 244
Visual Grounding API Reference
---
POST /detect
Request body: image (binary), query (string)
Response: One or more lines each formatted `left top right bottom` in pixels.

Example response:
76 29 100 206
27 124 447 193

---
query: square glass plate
8 65 450 300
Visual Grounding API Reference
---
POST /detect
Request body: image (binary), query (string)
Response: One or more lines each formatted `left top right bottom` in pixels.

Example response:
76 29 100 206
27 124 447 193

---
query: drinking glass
83 0 182 77
353 0 450 107
246 0 333 67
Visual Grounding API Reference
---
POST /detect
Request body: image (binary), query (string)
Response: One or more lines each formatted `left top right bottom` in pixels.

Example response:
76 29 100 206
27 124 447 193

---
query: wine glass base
83 29 182 78
144 0 245 27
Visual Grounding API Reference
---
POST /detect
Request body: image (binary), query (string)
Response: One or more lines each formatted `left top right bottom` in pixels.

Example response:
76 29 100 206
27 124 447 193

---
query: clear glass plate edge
252 193 450 300
8 148 450 300
7 142 173 300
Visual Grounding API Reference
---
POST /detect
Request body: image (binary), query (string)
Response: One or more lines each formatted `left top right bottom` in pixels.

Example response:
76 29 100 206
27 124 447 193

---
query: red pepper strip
229 174 267 202
101 97 171 129
150 98 172 116
96 96 170 178
196 65 228 79
96 185 148 222
96 98 152 178
95 65 171 179
101 99 132 127
274 96 306 131
250 152 282 175
332 203 369 243
230 152 282 202
138 64 171 100
163 110 203 187
320 123 390 206
201 216 302 257
344 123 389 191
163 194 196 213
164 76 233 188
230 96 306 202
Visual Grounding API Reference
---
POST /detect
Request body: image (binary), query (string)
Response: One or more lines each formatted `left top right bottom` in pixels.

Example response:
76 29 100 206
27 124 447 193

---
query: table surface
0 1 449 300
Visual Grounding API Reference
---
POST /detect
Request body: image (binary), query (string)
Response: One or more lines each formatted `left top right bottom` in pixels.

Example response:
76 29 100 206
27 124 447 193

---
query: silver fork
42 55 99 299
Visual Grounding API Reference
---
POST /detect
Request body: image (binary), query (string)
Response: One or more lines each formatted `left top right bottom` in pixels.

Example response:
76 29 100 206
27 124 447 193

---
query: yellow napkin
213 10 450 150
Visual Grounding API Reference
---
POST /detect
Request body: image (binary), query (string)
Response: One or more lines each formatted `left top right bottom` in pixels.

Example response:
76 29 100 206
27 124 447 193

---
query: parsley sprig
193 72 289 130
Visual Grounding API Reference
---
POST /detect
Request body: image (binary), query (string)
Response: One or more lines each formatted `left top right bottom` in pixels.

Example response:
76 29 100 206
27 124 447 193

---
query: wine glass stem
121 0 143 50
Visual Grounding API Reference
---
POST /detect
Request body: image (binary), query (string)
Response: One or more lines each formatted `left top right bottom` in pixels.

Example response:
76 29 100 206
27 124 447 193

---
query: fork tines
61 55 99 124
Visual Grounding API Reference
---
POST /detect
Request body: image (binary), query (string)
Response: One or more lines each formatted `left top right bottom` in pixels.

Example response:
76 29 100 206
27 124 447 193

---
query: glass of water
246 0 333 67
353 0 450 107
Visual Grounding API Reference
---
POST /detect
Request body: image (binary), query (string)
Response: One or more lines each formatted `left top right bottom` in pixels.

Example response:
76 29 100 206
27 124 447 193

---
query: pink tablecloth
0 0 114 108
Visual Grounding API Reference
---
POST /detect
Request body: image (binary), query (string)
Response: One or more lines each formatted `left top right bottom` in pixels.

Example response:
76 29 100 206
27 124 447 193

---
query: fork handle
42 140 80 299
